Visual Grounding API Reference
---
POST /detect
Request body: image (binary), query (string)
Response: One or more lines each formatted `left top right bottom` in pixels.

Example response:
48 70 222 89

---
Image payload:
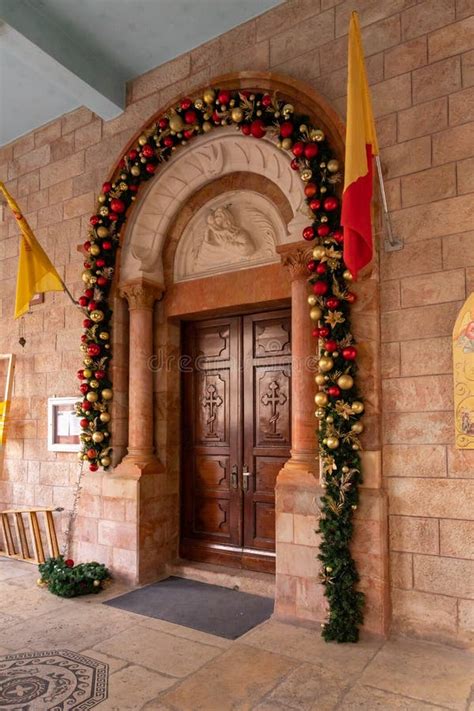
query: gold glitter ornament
337 374 354 390
86 391 98 402
203 88 216 104
312 246 326 260
89 244 100 256
281 138 293 150
101 388 113 400
169 114 184 132
319 356 334 372
231 107 243 122
315 374 326 386
92 431 104 443
310 306 322 321
315 392 328 406
307 294 318 306
96 226 109 239
138 135 147 146
100 412 111 423
83 368 92 378
326 437 340 450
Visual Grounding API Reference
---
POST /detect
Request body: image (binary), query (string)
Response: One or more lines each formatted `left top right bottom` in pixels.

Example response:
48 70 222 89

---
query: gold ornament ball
90 310 105 323
352 444 359 450
326 436 340 450
327 159 339 172
342 466 349 473
169 114 184 132
93 579 101 587
97 194 106 204
202 121 212 133
342 269 353 281
138 134 147 146
100 456 111 467
320 186 327 194
83 357 93 367
326 566 333 572
96 226 109 239
99 412 111 423
92 431 104 443
281 138 293 150
99 331 109 341
301 169 313 182
315 374 326 386
82 271 91 283
315 391 328 407
326 415 334 423
89 244 100 256
131 165 141 176
312 246 326 260
282 103 294 115
101 388 113 400
320 215 328 223
90 379 99 389
307 294 318 307
86 391 98 402
231 107 244 123
315 408 325 419
351 422 364 434
194 98 204 110
337 374 354 390
80 344 87 353
203 88 216 104
99 206 109 216
351 400 364 414
83 368 92 378
312 129 325 142
319 356 334 372
310 306 322 321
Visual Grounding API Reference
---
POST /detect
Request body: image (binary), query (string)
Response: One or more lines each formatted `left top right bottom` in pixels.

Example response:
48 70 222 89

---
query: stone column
117 278 164 472
274 241 326 623
277 241 317 470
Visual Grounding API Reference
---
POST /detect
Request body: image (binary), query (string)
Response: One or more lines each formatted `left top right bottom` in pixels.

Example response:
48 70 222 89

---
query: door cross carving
261 380 287 436
201 383 223 438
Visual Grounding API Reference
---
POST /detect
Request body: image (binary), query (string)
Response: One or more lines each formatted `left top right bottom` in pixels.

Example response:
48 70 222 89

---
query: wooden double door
181 309 291 572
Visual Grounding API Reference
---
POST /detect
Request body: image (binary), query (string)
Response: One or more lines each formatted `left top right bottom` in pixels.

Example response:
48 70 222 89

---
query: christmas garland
76 87 365 642
38 556 111 598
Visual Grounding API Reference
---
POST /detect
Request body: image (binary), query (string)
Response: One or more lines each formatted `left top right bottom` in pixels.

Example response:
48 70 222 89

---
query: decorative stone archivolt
121 128 308 286
174 190 286 282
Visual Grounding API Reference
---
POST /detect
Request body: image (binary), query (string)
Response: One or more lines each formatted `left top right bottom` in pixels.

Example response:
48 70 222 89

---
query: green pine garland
38 556 111 598
75 86 365 642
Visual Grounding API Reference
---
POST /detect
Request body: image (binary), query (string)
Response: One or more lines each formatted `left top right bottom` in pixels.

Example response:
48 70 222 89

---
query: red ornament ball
250 119 266 139
129 185 138 193
87 343 101 357
141 144 154 158
110 198 125 213
327 385 341 398
96 258 105 268
316 263 326 275
180 97 192 110
184 109 198 124
89 215 99 226
317 225 330 237
290 158 299 170
241 124 252 135
342 346 357 360
279 121 294 138
82 400 92 411
323 196 338 211
83 319 92 328
333 229 344 243
83 240 91 252
292 142 305 157
65 558 75 568
102 182 112 194
303 226 315 241
83 261 91 270
183 129 194 140
84 289 93 298
158 117 169 129
77 369 84 380
307 259 317 273
309 199 321 211
313 281 328 295
96 276 108 287
129 149 138 160
145 163 156 174
326 297 340 309
80 418 89 428
212 110 221 124
94 370 106 380
88 301 97 311
109 212 118 221
87 448 96 459
324 340 338 352
163 136 174 147
217 90 231 105
304 143 319 160
346 292 357 303
312 327 321 338
102 241 112 250
304 183 318 198
78 296 89 307
261 94 272 107
319 326 330 338
81 334 88 343
89 463 99 472
79 383 89 395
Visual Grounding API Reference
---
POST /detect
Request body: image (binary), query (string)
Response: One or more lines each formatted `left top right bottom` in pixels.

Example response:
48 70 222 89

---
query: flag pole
374 155 403 252
59 277 78 307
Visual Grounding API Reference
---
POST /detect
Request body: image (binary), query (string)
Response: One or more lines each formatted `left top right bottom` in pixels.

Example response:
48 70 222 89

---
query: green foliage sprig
38 555 111 598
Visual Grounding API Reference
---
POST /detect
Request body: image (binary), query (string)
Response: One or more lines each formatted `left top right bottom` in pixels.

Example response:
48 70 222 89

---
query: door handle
231 464 238 489
242 464 251 493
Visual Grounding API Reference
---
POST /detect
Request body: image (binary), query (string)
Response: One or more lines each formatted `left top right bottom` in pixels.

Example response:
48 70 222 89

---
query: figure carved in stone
194 206 256 269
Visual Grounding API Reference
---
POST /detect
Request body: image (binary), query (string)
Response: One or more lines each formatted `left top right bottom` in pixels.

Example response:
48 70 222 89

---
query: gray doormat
105 576 274 640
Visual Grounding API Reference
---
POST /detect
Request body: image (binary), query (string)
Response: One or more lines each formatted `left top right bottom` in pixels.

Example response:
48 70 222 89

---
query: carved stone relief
174 190 285 282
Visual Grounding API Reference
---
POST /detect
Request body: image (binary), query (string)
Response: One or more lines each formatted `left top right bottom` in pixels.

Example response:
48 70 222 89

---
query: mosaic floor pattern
0 650 108 710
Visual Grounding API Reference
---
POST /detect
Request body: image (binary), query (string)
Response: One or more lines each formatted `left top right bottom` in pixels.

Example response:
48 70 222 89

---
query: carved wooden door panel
181 309 291 572
242 311 291 570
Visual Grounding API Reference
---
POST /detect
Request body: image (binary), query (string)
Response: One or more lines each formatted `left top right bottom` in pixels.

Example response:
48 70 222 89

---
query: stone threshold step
167 559 275 599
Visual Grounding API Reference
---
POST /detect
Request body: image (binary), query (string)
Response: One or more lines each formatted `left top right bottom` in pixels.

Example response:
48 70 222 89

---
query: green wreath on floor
38 556 111 598
75 87 365 642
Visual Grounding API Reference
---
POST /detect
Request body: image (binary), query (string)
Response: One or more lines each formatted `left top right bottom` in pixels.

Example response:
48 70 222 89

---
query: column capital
277 241 313 281
119 278 164 311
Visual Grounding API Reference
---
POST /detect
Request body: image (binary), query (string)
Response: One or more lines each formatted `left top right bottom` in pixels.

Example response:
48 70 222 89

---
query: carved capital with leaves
119 279 164 311
277 241 313 281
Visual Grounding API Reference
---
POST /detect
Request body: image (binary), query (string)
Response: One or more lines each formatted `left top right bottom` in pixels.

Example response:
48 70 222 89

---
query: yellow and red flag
340 11 379 278
0 182 64 318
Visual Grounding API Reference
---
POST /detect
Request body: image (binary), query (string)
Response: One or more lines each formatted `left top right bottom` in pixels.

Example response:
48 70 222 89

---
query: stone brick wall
0 0 473 646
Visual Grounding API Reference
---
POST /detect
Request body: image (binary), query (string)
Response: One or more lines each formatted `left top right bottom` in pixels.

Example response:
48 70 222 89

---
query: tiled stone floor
0 558 472 711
